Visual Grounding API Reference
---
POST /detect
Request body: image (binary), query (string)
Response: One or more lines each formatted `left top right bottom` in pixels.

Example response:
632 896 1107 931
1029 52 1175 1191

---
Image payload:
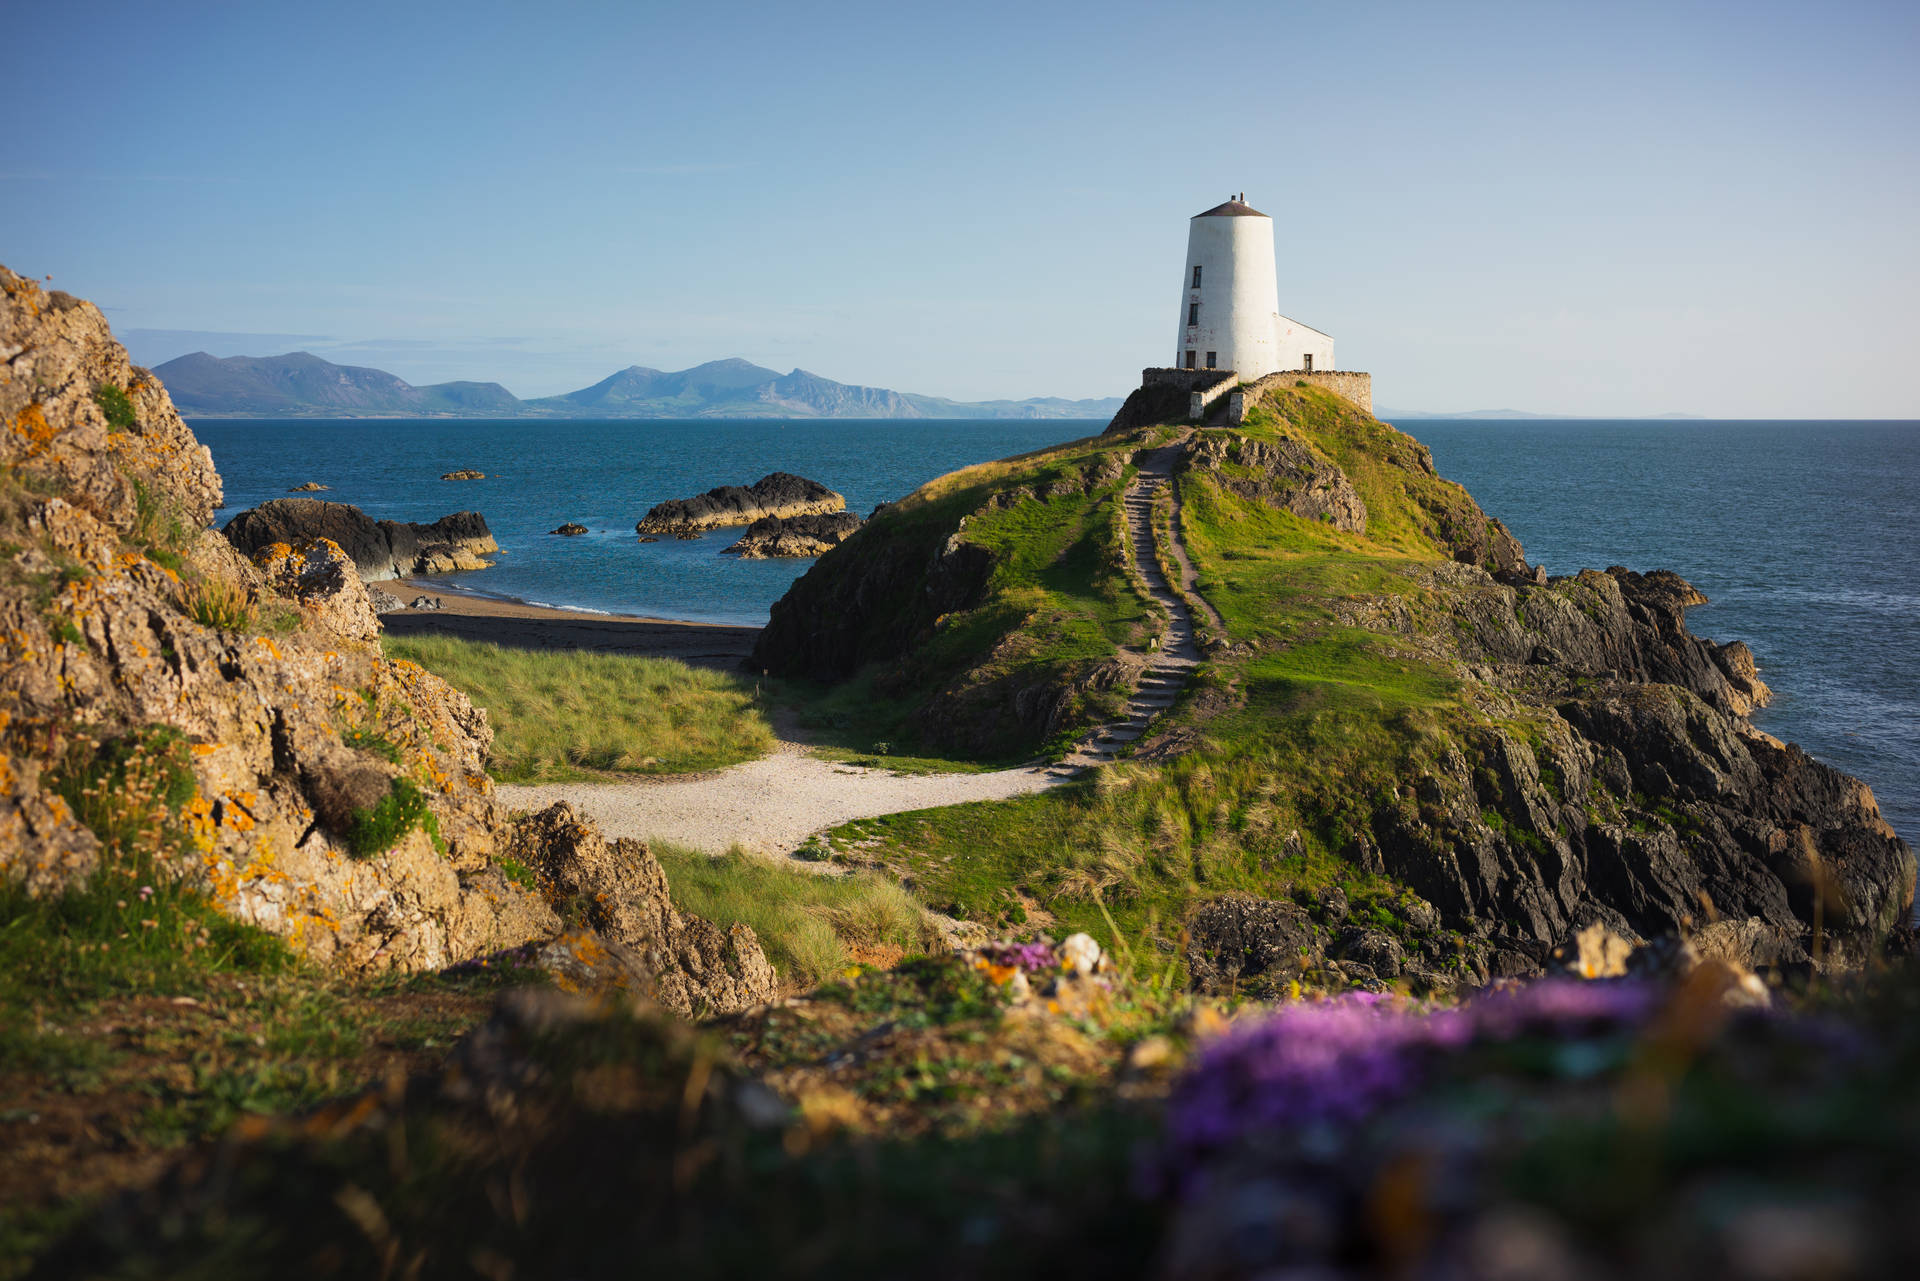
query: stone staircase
1052 439 1208 774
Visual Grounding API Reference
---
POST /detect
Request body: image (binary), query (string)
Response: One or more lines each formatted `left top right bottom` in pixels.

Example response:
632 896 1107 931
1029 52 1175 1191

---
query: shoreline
385 577 761 630
379 578 763 670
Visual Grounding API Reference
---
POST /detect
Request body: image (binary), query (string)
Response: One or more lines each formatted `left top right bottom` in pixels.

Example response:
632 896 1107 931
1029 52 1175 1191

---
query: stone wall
1231 369 1372 417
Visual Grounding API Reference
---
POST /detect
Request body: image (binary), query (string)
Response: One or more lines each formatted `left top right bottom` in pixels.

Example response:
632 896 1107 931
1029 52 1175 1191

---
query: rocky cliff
753 389 1914 971
637 472 844 535
0 265 774 1005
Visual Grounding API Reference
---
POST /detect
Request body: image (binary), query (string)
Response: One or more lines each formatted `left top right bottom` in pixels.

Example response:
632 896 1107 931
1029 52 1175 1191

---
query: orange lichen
12 402 55 456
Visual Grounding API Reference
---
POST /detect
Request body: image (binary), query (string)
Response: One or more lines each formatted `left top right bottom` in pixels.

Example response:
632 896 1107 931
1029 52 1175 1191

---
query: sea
193 417 1920 844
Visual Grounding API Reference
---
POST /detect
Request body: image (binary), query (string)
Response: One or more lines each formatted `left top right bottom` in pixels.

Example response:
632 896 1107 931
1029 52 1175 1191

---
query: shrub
343 778 437 859
93 382 137 431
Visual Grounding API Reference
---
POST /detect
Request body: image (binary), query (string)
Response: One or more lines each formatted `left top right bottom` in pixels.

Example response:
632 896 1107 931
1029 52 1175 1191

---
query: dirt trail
499 436 1222 855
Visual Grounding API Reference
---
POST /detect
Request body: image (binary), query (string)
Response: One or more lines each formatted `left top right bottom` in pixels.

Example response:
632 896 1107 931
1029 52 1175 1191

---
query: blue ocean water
195 418 1084 624
192 416 1919 843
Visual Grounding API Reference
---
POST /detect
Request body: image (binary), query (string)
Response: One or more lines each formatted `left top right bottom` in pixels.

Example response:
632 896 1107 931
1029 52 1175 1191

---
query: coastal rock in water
503 803 778 1015
248 537 381 642
550 522 588 536
724 511 861 558
287 481 328 491
637 471 843 535
441 469 484 480
220 497 498 580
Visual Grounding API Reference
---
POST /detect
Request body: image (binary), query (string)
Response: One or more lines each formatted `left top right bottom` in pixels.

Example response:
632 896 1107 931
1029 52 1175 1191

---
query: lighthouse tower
1175 194 1333 379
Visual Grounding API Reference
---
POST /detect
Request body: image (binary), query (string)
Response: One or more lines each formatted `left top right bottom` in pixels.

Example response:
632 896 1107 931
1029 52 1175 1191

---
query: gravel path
497 436 1220 855
497 743 1061 855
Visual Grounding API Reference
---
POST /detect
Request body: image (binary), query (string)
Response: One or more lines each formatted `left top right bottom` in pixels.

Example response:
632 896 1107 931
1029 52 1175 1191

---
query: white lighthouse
1175 194 1333 379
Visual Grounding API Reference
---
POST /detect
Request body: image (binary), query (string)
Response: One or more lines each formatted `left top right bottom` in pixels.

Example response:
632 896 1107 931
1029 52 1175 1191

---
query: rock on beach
221 497 499 581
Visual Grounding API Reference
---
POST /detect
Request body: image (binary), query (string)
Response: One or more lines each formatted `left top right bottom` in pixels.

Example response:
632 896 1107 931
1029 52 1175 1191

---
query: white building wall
1275 314 1335 373
1175 213 1282 380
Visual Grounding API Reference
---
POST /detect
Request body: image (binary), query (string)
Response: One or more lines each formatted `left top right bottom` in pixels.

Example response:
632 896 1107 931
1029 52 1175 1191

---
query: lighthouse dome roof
1193 198 1267 218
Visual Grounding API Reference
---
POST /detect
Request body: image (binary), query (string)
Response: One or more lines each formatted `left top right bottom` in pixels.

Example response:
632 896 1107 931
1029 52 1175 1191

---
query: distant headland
152 351 1126 421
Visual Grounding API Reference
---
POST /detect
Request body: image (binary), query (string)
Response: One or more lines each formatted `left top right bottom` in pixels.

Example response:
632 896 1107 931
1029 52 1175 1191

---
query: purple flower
979 940 1061 974
1159 981 1662 1196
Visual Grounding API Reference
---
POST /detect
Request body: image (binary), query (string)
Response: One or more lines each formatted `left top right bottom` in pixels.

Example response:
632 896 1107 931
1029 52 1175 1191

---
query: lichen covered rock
0 262 577 975
503 802 778 1015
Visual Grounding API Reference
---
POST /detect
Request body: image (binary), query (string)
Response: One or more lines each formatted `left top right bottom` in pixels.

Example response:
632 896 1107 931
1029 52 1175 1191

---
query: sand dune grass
651 842 940 987
383 634 774 782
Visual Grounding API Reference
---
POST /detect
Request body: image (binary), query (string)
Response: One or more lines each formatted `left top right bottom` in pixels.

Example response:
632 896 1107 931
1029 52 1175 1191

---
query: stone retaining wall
1229 369 1373 418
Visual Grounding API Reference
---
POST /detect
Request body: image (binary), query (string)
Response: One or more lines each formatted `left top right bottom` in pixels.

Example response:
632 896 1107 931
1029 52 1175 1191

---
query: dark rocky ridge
724 511 862 558
637 472 844 535
221 497 498 581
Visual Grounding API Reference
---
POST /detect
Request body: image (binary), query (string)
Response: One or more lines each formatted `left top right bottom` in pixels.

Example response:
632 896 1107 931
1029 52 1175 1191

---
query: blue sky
4 0 1915 415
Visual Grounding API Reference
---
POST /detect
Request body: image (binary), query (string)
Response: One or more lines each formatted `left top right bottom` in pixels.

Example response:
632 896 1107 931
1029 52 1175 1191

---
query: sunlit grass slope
382 635 774 781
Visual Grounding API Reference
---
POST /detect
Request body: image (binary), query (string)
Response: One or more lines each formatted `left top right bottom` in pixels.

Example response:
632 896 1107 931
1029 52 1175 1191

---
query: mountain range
151 352 1126 420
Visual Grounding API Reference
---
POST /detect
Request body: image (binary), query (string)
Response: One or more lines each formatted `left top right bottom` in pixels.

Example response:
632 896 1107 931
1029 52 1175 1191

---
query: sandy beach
377 579 761 671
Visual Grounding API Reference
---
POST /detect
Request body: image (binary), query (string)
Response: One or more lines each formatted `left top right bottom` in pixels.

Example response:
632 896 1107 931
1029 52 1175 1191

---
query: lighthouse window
1187 302 1199 326
1206 352 1217 369
1184 350 1196 370
1303 354 1314 372
1192 265 1202 287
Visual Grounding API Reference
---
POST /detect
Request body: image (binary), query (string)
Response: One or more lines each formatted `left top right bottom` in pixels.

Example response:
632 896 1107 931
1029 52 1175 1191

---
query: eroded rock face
503 803 778 1015
1181 432 1367 533
637 472 843 535
221 498 498 581
724 511 861 558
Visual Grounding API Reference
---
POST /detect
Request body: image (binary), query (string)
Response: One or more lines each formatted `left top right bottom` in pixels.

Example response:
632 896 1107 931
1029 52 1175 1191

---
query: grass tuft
91 383 136 432
343 777 437 859
179 577 254 631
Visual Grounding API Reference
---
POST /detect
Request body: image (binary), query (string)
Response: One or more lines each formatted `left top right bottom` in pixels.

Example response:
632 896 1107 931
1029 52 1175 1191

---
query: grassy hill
758 384 1913 978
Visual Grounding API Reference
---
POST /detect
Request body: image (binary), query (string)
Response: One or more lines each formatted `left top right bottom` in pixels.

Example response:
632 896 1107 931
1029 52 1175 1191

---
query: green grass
343 777 440 858
91 382 137 432
382 634 775 781
650 842 939 987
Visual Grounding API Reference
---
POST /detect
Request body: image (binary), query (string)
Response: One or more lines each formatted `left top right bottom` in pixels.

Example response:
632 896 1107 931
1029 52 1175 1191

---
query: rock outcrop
441 469 484 480
636 472 843 535
221 498 498 581
550 522 587 536
0 263 771 986
502 803 778 1015
1181 431 1367 533
723 511 861 558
